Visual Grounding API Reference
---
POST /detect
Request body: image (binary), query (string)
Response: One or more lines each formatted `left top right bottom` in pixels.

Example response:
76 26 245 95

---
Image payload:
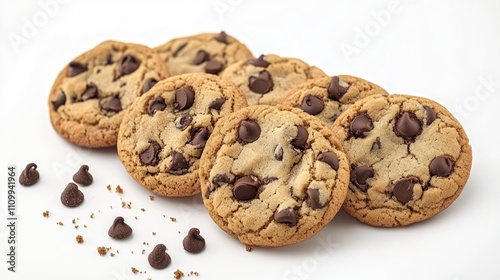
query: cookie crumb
56 221 64 226
142 249 146 254
170 217 177 222
106 184 111 191
72 218 76 224
149 195 155 201
97 246 109 256
135 216 138 220
141 208 146 212
110 253 115 257
174 269 184 279
116 185 123 194
131 267 139 274
188 271 199 277
76 235 84 243
90 213 94 219
121 201 126 208
152 232 156 236
43 210 50 217
245 245 253 252
84 225 87 228
74 225 79 229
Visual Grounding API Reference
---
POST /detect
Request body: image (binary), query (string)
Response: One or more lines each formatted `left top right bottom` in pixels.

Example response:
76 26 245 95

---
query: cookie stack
48 31 472 248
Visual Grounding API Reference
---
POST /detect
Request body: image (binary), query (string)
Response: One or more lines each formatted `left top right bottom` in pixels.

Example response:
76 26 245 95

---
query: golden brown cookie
48 40 169 147
117 73 248 197
333 94 472 227
199 105 349 247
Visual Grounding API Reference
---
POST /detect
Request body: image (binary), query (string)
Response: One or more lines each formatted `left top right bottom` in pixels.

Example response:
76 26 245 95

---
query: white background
1 0 499 279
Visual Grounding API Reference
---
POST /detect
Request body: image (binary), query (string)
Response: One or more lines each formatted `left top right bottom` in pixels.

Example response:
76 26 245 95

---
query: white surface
1 0 499 279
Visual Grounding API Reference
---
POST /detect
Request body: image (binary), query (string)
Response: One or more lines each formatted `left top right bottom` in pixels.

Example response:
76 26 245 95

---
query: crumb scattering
174 269 184 279
57 221 64 226
43 211 50 217
152 232 156 236
142 249 146 254
131 267 139 274
116 185 123 194
106 184 111 191
188 271 199 277
90 213 94 219
97 246 110 256
246 245 253 252
72 218 76 224
76 235 84 243
149 195 155 201
141 208 146 212
170 217 177 222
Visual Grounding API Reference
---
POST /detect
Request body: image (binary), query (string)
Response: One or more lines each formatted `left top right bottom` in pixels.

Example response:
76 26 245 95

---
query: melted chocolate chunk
394 112 422 141
274 145 284 161
72 165 93 186
248 54 269 67
140 141 162 166
274 208 297 226
233 176 259 201
317 152 339 171
108 216 133 239
172 42 188 57
300 95 324 115
205 59 223 74
350 114 374 138
208 98 226 110
116 54 140 78
238 120 261 144
169 151 189 173
51 91 67 111
193 49 210 65
306 189 324 209
424 106 436 125
81 83 98 101
147 96 167 116
327 76 349 101
291 126 308 149
182 228 206 253
212 173 230 187
173 87 195 110
99 95 122 113
148 244 171 269
142 78 158 94
215 31 229 44
393 177 419 204
350 165 374 192
429 156 454 177
19 163 39 186
248 70 273 94
175 114 193 130
189 128 210 149
68 61 87 77
371 137 382 150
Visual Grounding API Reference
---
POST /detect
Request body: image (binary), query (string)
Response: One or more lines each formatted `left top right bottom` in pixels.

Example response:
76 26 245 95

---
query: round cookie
48 40 169 148
117 73 248 197
333 94 472 227
199 105 349 247
220 54 327 106
154 31 253 76
280 75 388 126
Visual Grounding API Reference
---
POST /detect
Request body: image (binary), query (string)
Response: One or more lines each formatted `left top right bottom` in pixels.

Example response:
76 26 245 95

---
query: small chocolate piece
300 95 324 115
249 54 269 67
60 182 84 207
424 106 436 125
212 173 230 187
117 54 140 78
140 141 162 166
172 42 188 57
183 228 206 253
148 244 171 269
100 95 122 113
305 189 324 209
175 114 193 130
108 216 133 239
193 50 210 65
233 176 259 201
81 83 98 101
189 128 210 149
169 151 189 173
72 165 93 186
350 165 374 192
291 126 308 149
142 78 158 94
105 53 113 65
248 70 273 94
147 96 167 116
204 59 223 74
262 176 278 184
429 156 454 177
238 120 261 144
215 31 229 44
208 98 226 110
51 91 66 111
327 76 349 101
274 208 297 226
68 61 87 77
371 137 382 150
393 177 419 204
173 87 195 110
317 152 339 171
350 114 373 138
274 145 284 161
395 112 421 141
19 163 40 186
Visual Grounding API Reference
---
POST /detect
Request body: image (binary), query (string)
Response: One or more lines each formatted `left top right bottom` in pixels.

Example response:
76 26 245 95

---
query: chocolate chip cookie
333 94 472 227
280 75 388 126
220 54 327 106
154 31 253 76
48 40 169 147
199 105 349 247
117 73 248 197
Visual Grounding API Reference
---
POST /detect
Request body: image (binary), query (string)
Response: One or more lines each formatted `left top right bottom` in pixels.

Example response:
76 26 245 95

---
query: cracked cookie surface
220 54 327 106
48 40 169 147
154 31 253 76
199 105 349 247
333 94 472 227
117 73 248 197
280 75 388 126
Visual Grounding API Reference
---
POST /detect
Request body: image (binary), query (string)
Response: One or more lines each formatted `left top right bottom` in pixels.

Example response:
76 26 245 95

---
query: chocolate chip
215 31 229 44
317 152 339 171
204 59 223 74
174 87 195 110
68 61 87 77
424 106 436 125
395 112 422 141
327 76 349 101
350 165 374 192
183 228 206 253
306 189 324 209
291 126 308 149
371 137 382 150
189 128 210 149
429 156 454 177
140 141 162 166
350 114 373 138
147 96 167 115
262 177 278 184
274 145 283 161
233 176 259 201
248 54 269 67
193 50 210 65
81 83 98 101
19 163 39 186
72 164 93 186
274 208 297 226
212 173 230 187
60 182 84 207
108 216 133 239
208 98 226 110
393 177 419 204
175 114 193 130
172 42 187 57
105 53 113 65
117 54 140 78
300 95 324 115
100 95 122 113
238 120 261 144
51 91 66 111
142 78 158 94
148 244 171 269
248 70 273 94
169 151 189 173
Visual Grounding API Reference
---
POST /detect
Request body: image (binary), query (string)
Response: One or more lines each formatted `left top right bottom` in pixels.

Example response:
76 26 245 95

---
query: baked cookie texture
154 31 253 76
48 40 169 148
220 54 327 106
117 73 248 197
333 94 472 227
199 105 349 247
280 75 388 126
